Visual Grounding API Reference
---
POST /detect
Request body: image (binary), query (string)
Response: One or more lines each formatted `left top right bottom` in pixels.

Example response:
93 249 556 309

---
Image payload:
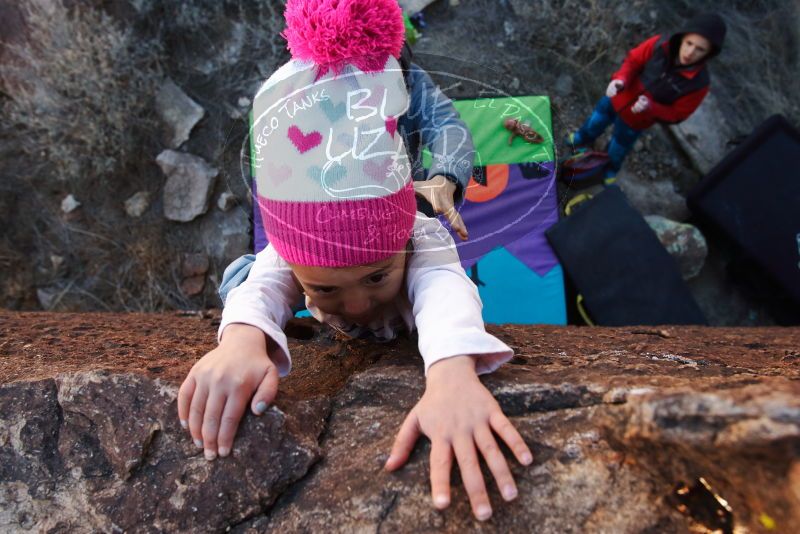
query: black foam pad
546 187 706 326
688 115 800 306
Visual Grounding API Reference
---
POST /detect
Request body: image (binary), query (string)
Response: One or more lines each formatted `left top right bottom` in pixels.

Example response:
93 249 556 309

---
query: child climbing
178 0 532 522
565 13 727 185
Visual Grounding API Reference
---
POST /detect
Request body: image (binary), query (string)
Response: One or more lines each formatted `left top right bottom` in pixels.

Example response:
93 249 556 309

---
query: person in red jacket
565 13 727 184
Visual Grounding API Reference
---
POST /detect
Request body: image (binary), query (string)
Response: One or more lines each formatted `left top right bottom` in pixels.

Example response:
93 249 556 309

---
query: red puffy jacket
610 35 710 130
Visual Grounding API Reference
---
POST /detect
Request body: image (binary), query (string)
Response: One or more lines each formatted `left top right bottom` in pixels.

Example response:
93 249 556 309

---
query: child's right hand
178 323 279 460
606 79 625 98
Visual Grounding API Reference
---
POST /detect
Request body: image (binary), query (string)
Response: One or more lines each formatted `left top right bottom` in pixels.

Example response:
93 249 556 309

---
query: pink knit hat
251 0 415 267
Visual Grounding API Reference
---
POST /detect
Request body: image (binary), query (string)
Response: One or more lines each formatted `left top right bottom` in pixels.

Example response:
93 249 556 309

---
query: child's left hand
384 356 533 521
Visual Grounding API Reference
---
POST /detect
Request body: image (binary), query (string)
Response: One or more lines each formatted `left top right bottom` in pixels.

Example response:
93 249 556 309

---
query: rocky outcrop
1 312 799 533
0 371 328 533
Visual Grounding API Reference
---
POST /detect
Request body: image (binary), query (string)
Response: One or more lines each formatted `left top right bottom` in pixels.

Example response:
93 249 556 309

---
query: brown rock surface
1 311 799 532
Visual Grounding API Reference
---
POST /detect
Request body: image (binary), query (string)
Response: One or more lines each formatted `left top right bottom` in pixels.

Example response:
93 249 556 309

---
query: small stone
217 191 237 212
237 96 251 108
509 77 520 91
180 275 205 297
50 255 65 271
61 194 80 213
503 20 515 39
157 150 218 222
124 191 151 218
182 253 209 278
634 139 645 152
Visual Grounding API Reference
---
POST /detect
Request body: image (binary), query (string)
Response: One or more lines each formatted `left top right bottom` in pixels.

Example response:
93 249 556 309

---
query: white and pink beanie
251 0 415 267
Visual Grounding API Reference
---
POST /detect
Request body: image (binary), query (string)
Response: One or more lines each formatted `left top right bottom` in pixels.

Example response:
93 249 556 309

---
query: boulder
1 311 799 533
155 79 206 149
645 215 708 280
157 150 218 223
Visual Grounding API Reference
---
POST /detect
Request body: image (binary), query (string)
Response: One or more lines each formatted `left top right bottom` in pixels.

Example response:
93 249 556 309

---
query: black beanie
683 13 727 54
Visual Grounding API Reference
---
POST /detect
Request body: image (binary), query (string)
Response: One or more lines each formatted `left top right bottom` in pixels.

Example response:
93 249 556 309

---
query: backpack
559 151 610 184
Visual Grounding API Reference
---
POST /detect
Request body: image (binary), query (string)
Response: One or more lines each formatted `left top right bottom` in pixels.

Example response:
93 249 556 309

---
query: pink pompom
282 0 405 75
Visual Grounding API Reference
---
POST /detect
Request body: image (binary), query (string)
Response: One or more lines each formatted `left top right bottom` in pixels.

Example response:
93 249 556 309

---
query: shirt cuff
421 327 514 376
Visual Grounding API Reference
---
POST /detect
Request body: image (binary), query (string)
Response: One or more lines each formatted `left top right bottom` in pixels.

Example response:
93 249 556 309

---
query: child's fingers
444 207 469 241
474 426 517 502
177 375 196 430
251 363 279 415
428 439 453 509
188 382 209 446
453 437 492 521
216 391 248 457
201 391 227 460
384 410 421 472
490 411 533 466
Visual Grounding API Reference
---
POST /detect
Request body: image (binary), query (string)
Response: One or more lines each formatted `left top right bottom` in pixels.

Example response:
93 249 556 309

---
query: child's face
679 33 711 65
289 250 407 324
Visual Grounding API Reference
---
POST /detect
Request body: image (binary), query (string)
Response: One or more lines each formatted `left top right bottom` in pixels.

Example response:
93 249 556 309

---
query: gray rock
156 79 206 149
60 194 80 213
668 93 734 175
123 191 150 218
157 150 218 222
645 215 708 280
617 170 690 221
217 191 237 212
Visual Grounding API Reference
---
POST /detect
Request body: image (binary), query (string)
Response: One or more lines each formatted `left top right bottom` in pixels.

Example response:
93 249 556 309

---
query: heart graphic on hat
287 125 322 154
320 99 346 123
308 164 347 185
385 116 398 138
364 157 395 185
267 161 292 186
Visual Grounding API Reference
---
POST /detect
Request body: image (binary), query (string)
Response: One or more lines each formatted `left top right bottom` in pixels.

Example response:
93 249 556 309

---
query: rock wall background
0 0 798 323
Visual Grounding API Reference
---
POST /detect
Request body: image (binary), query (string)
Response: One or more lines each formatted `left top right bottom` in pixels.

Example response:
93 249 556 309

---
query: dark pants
575 96 642 176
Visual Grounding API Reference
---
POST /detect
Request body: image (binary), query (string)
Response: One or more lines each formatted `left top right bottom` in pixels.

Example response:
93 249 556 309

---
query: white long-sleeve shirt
218 214 513 377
